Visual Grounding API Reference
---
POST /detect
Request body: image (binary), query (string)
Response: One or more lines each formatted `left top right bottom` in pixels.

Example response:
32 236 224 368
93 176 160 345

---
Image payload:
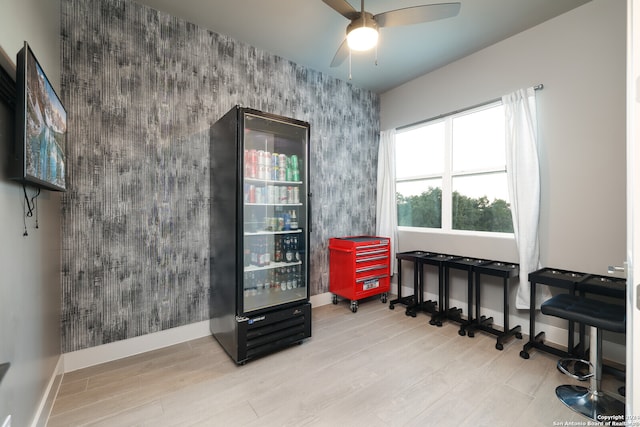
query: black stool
390 251 423 312
421 253 460 327
390 251 437 316
443 257 490 335
541 293 625 421
468 261 522 350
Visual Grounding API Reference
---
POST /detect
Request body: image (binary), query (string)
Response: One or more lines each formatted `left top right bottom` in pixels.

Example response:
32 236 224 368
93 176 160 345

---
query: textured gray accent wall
61 0 379 352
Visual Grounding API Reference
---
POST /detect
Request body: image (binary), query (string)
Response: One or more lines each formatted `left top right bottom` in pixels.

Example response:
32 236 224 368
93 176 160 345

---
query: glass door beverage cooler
209 106 311 364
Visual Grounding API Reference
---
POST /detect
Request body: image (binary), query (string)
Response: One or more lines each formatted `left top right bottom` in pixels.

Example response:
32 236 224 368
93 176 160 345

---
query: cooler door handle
308 192 312 233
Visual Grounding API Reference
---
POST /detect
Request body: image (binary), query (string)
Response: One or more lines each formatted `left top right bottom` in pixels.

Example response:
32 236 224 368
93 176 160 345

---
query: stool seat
540 293 625 421
541 293 625 333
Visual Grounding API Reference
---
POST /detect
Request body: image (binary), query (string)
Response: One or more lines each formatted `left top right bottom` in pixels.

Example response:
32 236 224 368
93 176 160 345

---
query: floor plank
48 299 625 426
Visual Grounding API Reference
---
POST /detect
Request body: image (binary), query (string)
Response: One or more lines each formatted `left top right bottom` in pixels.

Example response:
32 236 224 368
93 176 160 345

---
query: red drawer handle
356 274 388 283
356 264 388 273
357 248 388 256
356 255 388 263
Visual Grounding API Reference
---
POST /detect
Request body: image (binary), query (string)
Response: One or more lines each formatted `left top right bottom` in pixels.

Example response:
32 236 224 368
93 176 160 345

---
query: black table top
474 261 519 278
528 267 589 289
578 275 626 299
446 257 491 270
396 250 437 261
421 253 461 265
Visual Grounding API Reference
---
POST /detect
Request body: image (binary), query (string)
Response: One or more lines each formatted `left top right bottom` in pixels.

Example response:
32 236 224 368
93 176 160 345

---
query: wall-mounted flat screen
11 41 66 191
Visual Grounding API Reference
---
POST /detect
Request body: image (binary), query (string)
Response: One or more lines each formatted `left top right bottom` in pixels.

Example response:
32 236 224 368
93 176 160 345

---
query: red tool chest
329 236 391 312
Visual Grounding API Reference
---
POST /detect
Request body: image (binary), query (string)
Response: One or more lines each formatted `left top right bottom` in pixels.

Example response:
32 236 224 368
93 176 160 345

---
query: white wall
381 0 627 355
0 0 63 425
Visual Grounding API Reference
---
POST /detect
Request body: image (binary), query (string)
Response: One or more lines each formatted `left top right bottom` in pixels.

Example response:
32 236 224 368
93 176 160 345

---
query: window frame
395 101 514 236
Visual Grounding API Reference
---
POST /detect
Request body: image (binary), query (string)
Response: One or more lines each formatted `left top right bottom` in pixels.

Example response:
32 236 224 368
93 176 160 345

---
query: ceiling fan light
347 26 378 51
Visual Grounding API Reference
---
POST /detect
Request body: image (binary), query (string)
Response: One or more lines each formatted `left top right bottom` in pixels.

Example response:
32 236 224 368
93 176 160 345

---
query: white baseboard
63 320 212 373
31 355 63 427
61 288 625 373
310 292 333 307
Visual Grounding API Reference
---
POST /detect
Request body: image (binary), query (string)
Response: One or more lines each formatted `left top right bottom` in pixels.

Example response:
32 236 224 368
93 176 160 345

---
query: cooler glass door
240 112 309 314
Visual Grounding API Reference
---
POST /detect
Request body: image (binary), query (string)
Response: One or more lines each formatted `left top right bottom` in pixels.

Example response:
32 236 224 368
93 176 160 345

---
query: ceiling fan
322 0 461 67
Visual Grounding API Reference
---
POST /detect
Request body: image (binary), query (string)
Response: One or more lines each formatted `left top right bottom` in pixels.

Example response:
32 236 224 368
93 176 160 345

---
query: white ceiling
133 0 591 94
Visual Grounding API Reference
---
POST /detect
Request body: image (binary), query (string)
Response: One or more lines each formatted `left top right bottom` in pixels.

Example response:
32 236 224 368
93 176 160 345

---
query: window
395 102 513 234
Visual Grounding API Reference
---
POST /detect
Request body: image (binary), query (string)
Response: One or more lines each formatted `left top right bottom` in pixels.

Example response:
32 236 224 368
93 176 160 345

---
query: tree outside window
395 103 513 234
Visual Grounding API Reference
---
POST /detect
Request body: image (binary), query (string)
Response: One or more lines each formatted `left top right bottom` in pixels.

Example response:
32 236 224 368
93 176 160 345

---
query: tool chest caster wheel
350 301 358 313
515 332 523 339
332 294 338 305
380 293 388 304
389 303 395 310
496 342 504 351
458 329 466 336
519 350 530 359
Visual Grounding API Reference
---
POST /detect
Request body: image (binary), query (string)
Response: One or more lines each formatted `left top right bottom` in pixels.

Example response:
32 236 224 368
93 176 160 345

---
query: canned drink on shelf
257 150 265 165
278 154 287 168
285 167 293 182
248 185 256 203
293 187 300 203
292 169 299 182
248 149 257 178
268 185 276 204
272 153 279 166
272 166 279 181
278 167 286 181
290 155 298 169
287 186 294 204
279 186 288 203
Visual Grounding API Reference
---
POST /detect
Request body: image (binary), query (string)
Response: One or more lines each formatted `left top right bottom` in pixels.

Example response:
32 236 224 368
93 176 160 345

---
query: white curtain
503 87 549 309
376 129 398 275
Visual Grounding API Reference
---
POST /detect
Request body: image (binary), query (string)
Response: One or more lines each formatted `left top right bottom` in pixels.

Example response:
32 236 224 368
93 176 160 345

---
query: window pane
452 105 505 172
451 173 513 233
396 122 445 179
396 179 442 228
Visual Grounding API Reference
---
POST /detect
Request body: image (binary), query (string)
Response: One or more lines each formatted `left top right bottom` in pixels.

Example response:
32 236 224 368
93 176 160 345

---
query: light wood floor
48 298 625 426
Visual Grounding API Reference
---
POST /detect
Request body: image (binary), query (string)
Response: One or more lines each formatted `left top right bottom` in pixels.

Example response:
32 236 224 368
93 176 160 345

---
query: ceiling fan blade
374 2 461 28
330 39 349 67
322 0 360 20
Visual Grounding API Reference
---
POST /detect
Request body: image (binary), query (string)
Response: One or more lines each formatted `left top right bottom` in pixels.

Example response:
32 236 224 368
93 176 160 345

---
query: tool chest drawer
329 236 391 312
